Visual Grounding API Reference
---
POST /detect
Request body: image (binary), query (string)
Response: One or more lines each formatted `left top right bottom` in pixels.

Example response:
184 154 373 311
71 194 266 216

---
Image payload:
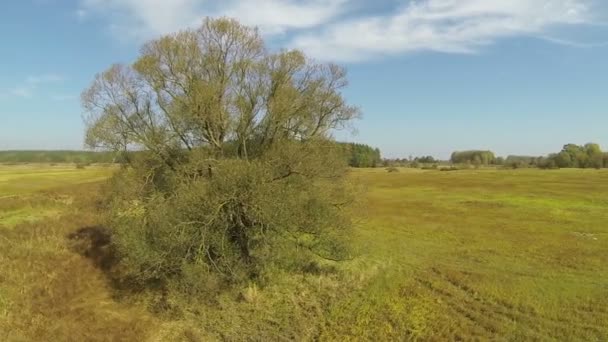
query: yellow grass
1 166 607 340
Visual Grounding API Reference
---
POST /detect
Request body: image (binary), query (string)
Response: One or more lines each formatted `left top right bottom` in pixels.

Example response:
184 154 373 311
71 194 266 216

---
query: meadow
1 165 607 340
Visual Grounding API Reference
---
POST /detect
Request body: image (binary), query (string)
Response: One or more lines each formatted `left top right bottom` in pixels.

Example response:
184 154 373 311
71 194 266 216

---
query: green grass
0 164 113 197
1 166 607 340
321 168 608 340
0 164 114 228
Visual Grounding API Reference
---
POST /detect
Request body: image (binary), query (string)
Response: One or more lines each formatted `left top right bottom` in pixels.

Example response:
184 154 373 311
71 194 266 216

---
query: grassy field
1 165 607 340
325 168 608 340
0 164 113 228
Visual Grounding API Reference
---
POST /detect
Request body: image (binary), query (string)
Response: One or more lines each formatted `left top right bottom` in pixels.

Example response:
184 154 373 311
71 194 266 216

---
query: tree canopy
450 150 496 165
84 18 358 162
340 143 382 168
546 143 605 169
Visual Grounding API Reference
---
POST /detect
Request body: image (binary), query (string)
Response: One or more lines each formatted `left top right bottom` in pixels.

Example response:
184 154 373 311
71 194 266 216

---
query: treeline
5 143 605 169
0 144 382 168
545 143 607 169
0 150 118 164
339 143 382 168
382 156 442 168
450 143 608 169
450 150 496 165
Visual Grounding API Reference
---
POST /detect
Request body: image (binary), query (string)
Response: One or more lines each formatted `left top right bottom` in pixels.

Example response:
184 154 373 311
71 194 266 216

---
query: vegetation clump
82 18 360 293
546 143 607 169
341 143 382 167
450 150 496 166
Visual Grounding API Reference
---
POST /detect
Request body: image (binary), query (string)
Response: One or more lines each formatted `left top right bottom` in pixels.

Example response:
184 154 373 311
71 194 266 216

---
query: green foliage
382 156 441 168
545 143 605 169
106 142 355 289
450 150 496 165
504 155 539 169
415 155 437 164
340 143 382 167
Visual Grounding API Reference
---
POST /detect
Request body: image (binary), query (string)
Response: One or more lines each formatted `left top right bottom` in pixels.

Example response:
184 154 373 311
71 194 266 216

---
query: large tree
549 143 604 169
450 150 496 165
82 18 360 288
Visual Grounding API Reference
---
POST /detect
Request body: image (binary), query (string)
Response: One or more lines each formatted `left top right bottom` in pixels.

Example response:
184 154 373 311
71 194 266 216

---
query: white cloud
78 0 599 61
291 0 594 61
222 0 349 34
0 74 65 100
10 86 33 99
26 74 65 85
78 0 348 40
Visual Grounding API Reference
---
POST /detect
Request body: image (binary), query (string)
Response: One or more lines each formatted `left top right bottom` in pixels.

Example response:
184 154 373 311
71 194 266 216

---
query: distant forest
385 143 608 169
0 142 383 168
2 143 606 169
0 150 116 164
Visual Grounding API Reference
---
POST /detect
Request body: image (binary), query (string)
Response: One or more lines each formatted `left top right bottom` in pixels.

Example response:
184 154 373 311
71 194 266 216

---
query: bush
386 167 400 173
105 141 356 292
439 166 459 172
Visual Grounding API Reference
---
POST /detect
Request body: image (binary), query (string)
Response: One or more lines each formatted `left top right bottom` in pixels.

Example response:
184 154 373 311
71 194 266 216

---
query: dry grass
0 171 155 341
1 165 607 340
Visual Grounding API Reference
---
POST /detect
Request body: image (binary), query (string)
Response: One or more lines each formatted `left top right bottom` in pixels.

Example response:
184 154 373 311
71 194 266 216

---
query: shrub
386 167 400 173
106 144 356 290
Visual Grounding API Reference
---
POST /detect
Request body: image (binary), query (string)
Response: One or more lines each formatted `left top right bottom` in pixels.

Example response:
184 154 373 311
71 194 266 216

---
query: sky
1 0 607 159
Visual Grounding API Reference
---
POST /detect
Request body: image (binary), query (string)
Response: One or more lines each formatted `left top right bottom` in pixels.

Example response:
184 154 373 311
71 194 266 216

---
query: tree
545 143 604 168
82 18 361 289
450 150 496 165
415 156 436 164
543 143 606 169
584 143 603 169
504 155 539 168
342 143 382 167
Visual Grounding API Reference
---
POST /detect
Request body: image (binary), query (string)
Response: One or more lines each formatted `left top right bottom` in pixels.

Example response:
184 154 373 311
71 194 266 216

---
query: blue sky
1 0 607 158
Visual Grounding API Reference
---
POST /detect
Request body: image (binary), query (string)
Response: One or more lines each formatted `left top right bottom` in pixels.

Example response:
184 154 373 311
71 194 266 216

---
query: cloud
0 74 65 99
78 0 348 40
10 87 33 98
26 74 65 85
221 0 349 35
290 0 594 61
78 0 600 61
